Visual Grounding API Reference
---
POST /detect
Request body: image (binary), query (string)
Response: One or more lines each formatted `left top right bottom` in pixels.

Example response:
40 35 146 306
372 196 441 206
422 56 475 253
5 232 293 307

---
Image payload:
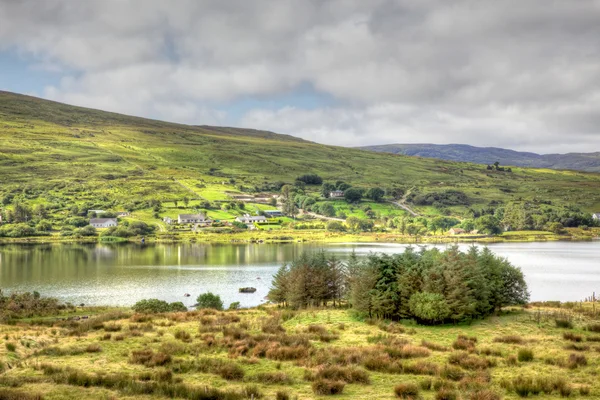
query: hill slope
358 143 600 172
1 91 600 215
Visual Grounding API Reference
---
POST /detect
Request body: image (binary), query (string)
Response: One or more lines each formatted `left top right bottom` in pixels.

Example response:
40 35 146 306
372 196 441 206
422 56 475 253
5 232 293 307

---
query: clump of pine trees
268 246 529 324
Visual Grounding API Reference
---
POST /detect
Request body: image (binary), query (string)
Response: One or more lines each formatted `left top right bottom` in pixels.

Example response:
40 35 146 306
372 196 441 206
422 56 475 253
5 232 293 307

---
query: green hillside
1 90 599 238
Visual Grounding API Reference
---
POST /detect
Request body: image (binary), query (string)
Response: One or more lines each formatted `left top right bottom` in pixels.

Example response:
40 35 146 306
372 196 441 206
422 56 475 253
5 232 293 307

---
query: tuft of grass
85 343 102 353
5 342 16 352
517 348 534 362
312 379 345 395
394 382 420 399
555 319 574 329
563 332 583 342
493 335 524 344
435 388 458 400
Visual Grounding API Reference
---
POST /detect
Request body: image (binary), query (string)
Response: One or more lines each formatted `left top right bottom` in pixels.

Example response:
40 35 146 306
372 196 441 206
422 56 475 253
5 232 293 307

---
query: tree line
268 247 529 324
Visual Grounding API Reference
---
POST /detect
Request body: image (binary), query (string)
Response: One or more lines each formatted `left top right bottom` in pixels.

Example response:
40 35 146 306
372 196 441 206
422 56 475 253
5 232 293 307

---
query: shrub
217 363 245 380
129 349 171 367
563 332 582 342
517 348 534 362
85 344 101 353
469 389 501 400
312 379 345 395
316 365 370 384
493 335 524 344
579 386 591 396
132 299 187 313
421 340 448 352
452 335 477 351
275 390 291 400
440 365 465 381
0 389 43 400
103 323 121 332
555 319 573 329
242 385 262 399
174 330 192 342
196 293 224 311
587 323 600 333
255 372 292 385
228 302 241 310
436 389 458 400
394 383 420 399
566 353 587 369
409 292 451 324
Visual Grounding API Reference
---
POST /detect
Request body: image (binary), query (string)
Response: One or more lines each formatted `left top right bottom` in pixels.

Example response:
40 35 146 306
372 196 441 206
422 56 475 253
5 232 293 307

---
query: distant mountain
358 143 600 172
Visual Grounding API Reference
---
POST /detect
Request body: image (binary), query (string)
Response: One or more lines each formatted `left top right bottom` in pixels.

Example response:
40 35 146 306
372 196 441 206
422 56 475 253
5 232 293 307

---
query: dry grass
1 305 599 399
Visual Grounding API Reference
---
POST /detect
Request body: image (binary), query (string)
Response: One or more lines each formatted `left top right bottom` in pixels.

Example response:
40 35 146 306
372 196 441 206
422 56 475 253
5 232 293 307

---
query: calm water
0 242 599 308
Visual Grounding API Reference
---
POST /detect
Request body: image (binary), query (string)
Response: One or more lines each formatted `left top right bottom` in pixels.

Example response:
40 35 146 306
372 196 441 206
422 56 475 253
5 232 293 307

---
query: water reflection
0 242 598 307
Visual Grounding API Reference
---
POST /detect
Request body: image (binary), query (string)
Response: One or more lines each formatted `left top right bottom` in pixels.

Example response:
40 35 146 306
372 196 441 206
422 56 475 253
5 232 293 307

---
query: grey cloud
0 0 599 152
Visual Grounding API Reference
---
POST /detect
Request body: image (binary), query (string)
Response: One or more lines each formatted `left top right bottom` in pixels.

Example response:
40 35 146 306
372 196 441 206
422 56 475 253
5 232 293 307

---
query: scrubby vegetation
269 247 529 323
0 91 599 244
1 294 599 399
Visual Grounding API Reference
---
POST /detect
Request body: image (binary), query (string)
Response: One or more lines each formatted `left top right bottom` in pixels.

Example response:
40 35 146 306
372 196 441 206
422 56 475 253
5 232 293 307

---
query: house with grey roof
178 213 211 225
90 218 118 228
236 215 267 224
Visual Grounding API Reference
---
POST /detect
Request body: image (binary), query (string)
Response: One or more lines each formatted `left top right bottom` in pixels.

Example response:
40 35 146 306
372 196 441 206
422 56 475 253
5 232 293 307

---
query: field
2 90 600 239
1 304 600 399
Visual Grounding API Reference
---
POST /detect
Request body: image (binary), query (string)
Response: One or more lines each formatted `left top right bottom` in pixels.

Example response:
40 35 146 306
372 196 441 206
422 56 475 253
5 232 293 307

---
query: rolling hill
358 143 600 173
1 90 600 218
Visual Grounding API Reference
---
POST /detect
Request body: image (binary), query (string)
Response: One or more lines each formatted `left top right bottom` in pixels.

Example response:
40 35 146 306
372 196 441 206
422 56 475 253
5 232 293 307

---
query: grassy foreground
1 305 600 399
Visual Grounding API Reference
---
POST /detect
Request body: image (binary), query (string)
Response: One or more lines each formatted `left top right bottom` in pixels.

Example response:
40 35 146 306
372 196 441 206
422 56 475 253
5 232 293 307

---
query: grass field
2 91 600 219
1 304 600 399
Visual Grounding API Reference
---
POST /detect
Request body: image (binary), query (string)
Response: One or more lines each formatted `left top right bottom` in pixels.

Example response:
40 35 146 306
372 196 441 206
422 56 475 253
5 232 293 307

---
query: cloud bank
1 0 599 152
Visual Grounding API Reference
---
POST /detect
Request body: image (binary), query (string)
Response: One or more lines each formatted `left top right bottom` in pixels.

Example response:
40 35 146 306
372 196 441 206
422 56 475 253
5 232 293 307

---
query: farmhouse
236 215 267 224
90 218 118 228
592 213 600 221
448 227 466 235
330 190 344 198
178 213 211 224
264 210 284 218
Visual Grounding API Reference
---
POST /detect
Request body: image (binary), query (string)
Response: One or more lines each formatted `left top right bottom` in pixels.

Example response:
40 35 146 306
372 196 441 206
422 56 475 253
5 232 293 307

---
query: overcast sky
1 0 599 153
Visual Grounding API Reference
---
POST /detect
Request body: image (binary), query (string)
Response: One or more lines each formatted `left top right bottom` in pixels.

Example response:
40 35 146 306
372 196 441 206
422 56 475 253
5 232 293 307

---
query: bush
409 292 451 324
228 301 241 310
394 382 420 398
586 323 600 333
196 293 224 311
132 299 187 313
312 378 345 395
566 353 587 369
493 335 524 344
555 319 573 329
275 390 291 400
563 332 582 342
517 348 534 362
217 363 245 380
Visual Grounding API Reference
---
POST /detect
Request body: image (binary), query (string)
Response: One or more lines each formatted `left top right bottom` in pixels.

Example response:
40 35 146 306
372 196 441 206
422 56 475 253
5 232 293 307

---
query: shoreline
0 229 598 245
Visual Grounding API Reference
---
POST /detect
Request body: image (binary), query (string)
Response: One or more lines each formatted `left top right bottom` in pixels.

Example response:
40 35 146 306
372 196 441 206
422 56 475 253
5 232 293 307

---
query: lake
1 241 599 308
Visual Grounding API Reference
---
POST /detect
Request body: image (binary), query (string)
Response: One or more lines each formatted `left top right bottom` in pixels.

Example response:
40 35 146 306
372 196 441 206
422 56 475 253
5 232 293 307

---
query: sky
0 0 599 154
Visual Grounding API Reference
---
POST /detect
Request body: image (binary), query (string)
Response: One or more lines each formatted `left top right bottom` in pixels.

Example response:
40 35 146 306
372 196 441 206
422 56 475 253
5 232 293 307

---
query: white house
448 227 466 235
236 214 267 224
329 190 344 198
178 213 211 225
592 213 600 221
163 217 173 224
90 218 118 228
